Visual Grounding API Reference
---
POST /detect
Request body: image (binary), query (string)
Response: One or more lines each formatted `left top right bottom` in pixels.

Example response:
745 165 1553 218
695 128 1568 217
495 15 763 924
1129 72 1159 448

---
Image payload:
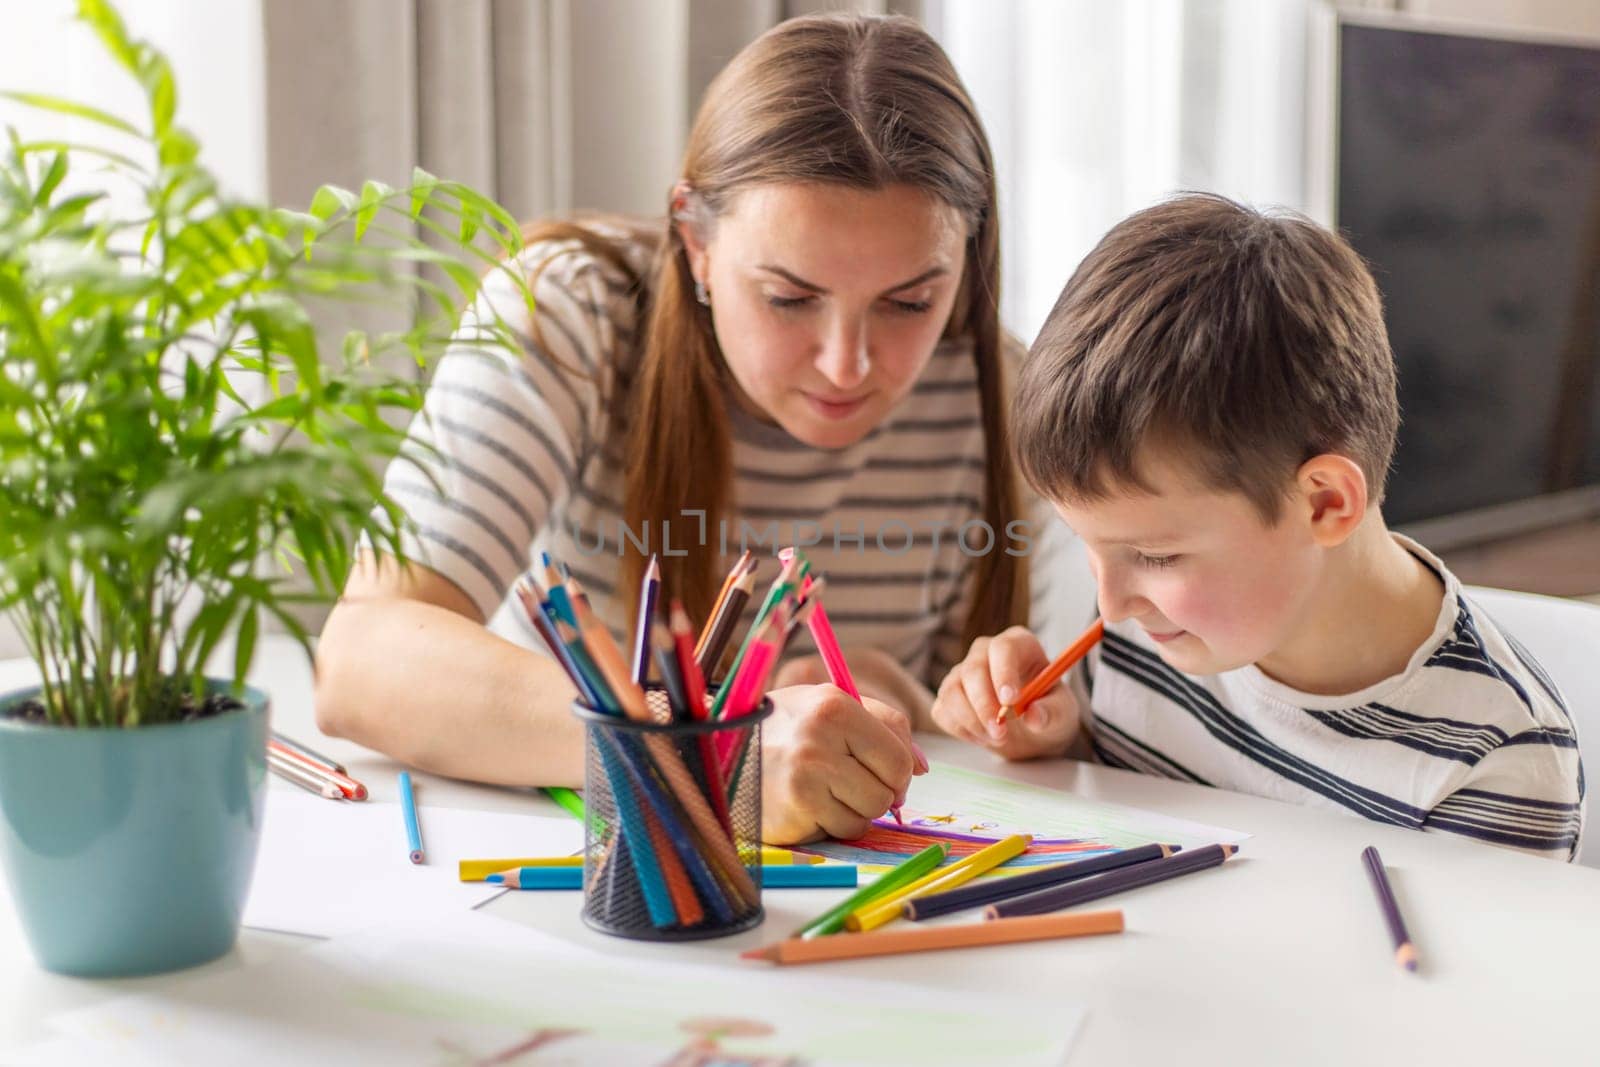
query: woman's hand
930 626 1081 762
759 683 919 844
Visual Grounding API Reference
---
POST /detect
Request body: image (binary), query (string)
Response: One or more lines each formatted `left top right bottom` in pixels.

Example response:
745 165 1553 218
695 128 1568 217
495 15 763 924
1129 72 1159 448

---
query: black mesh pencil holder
573 685 772 941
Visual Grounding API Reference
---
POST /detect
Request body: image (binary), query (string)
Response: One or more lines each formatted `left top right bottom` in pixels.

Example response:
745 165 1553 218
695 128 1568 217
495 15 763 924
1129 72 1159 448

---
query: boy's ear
1294 454 1369 548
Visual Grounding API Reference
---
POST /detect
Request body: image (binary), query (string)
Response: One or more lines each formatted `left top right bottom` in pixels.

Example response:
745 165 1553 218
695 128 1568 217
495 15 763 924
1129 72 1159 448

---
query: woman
315 13 1038 844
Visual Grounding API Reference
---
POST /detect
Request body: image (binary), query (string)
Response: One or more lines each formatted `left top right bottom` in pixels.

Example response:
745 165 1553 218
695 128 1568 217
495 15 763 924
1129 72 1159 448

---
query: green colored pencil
793 842 948 939
542 786 586 821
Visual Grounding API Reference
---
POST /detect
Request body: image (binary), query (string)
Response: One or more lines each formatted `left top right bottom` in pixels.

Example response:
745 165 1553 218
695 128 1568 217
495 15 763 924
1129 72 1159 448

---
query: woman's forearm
314 596 586 786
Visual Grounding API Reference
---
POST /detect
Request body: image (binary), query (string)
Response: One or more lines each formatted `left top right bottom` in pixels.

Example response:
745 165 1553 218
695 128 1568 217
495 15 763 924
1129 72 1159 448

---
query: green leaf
233 605 258 689
34 151 67 204
309 184 357 224
354 180 386 241
409 167 438 220
0 91 140 136
457 198 481 244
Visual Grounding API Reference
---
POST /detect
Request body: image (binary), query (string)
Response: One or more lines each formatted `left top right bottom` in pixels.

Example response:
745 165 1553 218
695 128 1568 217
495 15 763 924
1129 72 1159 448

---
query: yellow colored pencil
846 834 1032 932
459 847 820 882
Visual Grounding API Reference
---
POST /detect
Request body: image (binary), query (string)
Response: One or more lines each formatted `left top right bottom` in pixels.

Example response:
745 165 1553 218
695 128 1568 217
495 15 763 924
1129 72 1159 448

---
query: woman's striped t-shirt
379 221 1068 689
1071 536 1585 860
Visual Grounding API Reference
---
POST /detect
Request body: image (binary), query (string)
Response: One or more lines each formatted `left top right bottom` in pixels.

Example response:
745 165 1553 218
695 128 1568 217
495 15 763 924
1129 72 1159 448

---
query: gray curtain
264 0 934 223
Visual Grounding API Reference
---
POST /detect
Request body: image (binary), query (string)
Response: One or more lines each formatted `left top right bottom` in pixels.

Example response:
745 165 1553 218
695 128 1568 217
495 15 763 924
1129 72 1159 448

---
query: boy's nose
1095 568 1143 625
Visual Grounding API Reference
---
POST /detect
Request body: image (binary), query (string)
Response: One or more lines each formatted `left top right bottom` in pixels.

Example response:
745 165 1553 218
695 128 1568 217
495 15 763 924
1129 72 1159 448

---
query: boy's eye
1138 553 1180 570
766 294 815 309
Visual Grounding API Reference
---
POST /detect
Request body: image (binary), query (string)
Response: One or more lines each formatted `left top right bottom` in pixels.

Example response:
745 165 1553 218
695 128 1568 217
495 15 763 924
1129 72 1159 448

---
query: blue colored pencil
599 728 736 925
760 864 858 889
487 864 858 891
488 867 584 890
592 733 679 927
398 771 424 864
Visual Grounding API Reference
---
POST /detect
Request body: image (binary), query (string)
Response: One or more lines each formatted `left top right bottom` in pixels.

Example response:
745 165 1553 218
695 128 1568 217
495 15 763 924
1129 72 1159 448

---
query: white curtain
937 0 1323 343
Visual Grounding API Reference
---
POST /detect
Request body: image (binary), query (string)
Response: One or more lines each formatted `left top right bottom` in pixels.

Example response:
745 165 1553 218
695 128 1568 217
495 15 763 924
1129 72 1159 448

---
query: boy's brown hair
1014 193 1399 521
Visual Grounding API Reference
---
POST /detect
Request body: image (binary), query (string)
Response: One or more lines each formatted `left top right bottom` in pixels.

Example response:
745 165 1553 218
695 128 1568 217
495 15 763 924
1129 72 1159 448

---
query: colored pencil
651 620 690 722
1361 845 1419 972
573 588 758 909
905 843 1177 921
743 909 1125 966
846 834 1031 932
486 864 857 890
793 842 948 939
697 557 756 677
998 618 1105 723
632 555 661 686
541 786 586 822
536 553 578 627
267 739 368 800
696 550 751 658
458 847 821 882
488 867 583 890
668 596 733 835
590 732 680 926
780 548 909 823
670 600 710 719
267 748 344 799
985 843 1238 919
517 580 610 710
398 771 424 864
270 731 345 775
760 864 858 888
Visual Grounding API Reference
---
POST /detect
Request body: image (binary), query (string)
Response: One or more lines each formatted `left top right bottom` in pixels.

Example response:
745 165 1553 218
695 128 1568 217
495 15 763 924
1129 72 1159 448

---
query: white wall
0 0 265 200
0 0 266 663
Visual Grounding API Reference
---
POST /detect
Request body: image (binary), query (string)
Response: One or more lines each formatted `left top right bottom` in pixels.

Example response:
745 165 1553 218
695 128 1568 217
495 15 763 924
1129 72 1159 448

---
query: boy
931 194 1584 860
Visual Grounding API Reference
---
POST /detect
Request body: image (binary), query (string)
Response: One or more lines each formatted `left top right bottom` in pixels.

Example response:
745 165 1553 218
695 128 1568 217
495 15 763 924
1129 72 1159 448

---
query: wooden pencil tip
1397 943 1419 972
740 944 780 962
1221 843 1238 858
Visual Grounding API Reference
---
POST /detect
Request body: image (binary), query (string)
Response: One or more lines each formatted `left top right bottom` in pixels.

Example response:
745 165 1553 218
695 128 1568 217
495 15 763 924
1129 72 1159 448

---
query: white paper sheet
43 912 1083 1066
242 790 585 938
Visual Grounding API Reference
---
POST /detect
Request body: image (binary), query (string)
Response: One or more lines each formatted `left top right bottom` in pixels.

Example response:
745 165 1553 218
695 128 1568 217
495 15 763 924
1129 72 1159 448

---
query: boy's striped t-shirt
377 220 1072 689
1071 536 1585 861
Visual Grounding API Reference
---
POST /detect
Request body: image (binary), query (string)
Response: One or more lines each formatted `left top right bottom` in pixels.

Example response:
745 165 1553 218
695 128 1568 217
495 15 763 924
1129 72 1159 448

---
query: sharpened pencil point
485 873 505 884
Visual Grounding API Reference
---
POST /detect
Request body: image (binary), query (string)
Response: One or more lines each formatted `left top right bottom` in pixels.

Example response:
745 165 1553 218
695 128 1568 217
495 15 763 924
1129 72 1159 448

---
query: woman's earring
694 279 711 307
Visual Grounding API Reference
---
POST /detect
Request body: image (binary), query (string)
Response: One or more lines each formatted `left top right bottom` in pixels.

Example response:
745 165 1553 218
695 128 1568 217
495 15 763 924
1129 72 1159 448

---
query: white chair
1466 586 1600 868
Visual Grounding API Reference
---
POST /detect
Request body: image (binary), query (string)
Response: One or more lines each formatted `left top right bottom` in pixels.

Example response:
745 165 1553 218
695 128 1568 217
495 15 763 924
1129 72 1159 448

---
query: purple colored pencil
905 843 1178 921
985 843 1238 919
1361 845 1419 972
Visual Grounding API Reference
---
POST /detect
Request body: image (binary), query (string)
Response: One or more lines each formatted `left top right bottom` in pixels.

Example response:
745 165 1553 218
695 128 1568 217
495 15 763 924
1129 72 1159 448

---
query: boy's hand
931 626 1081 762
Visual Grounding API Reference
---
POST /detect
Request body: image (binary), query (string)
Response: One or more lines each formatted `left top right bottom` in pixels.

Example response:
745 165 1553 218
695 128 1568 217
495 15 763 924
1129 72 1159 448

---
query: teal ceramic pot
0 683 269 977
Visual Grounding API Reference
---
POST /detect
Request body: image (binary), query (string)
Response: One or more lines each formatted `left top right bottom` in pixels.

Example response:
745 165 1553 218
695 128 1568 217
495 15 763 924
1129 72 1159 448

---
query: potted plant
0 0 529 976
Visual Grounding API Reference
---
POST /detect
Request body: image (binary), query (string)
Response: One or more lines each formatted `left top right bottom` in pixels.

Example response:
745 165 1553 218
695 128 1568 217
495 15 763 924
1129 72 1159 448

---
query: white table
4 636 1599 1066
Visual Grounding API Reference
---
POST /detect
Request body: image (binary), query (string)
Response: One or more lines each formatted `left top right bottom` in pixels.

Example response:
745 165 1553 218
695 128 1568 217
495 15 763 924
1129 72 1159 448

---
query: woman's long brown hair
528 14 1025 660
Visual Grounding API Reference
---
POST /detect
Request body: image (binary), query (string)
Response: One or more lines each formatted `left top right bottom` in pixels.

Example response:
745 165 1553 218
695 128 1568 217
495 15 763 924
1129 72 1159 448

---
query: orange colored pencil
741 909 1124 965
998 618 1106 723
642 803 705 927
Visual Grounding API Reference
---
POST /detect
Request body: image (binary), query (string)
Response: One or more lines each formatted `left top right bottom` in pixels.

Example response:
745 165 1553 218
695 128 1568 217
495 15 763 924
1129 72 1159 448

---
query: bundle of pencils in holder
515 549 825 941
